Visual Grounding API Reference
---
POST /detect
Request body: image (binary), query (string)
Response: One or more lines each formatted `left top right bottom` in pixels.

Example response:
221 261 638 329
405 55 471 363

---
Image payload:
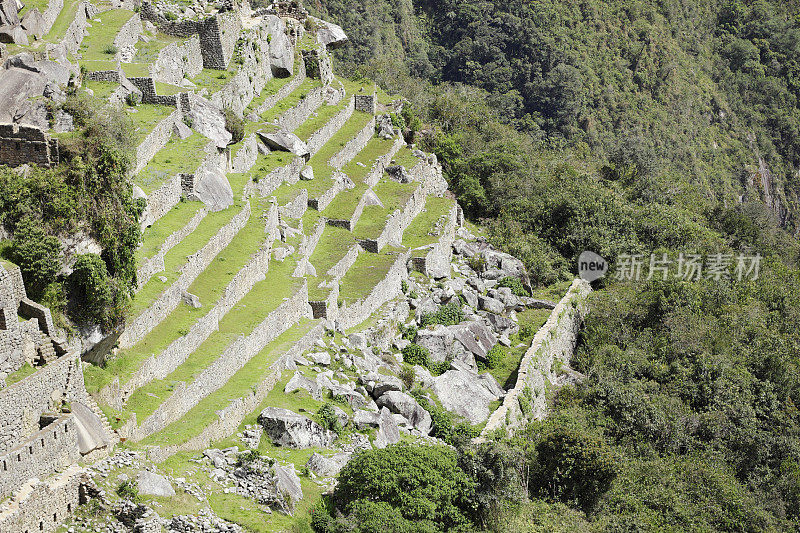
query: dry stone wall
52 1 98 57
230 133 258 173
410 202 458 278
131 280 309 440
280 189 308 220
0 415 80 500
480 279 591 438
277 86 324 132
112 12 143 52
254 156 304 197
118 201 251 349
328 116 375 169
354 93 375 114
0 464 82 533
0 352 87 455
254 58 306 117
364 135 404 187
307 95 353 155
151 35 203 86
136 207 208 288
336 250 410 330
309 171 349 211
0 123 59 167
134 110 179 173
146 322 324 462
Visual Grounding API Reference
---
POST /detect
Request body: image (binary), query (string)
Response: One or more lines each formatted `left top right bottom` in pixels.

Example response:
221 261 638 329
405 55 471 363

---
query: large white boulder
257 407 333 448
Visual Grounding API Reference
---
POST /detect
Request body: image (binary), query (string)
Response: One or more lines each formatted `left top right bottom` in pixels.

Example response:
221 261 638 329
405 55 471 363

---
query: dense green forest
309 0 800 530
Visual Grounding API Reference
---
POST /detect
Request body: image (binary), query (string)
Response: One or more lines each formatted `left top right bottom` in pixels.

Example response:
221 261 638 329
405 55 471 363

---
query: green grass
133 33 182 63
120 62 151 78
5 362 36 385
191 68 234 95
81 59 118 73
294 95 351 140
154 81 185 96
321 183 368 221
530 279 573 301
135 133 209 194
126 256 303 422
128 205 240 317
78 9 135 61
403 196 456 252
306 227 356 300
353 181 419 241
339 248 401 303
486 307 553 389
245 73 296 114
108 201 265 381
84 80 119 100
19 0 50 17
392 146 421 169
341 136 396 183
135 201 204 264
128 104 174 143
260 77 322 124
44 0 82 42
142 319 318 446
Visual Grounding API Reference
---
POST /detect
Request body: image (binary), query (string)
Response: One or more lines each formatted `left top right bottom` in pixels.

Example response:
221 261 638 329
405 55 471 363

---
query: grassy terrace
127 204 241 318
135 201 204 264
135 133 209 194
402 196 456 253
154 81 186 96
353 180 420 241
85 80 119 100
293 93 351 141
126 253 304 422
245 72 297 115
5 362 36 385
43 0 82 43
339 247 403 303
259 77 322 124
191 68 234 95
78 9 134 61
392 146 421 169
96 201 267 391
306 226 356 300
121 62 151 78
133 33 183 63
486 307 553 389
141 318 318 447
128 104 174 143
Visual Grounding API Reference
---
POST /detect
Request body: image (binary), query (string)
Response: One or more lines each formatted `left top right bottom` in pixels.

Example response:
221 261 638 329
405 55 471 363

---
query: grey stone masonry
0 123 59 167
328 116 375 169
0 415 80 500
151 35 203 86
277 86 325 132
480 279 591 438
307 95 354 155
354 93 376 114
0 463 82 533
136 207 208 288
146 322 324 463
409 202 459 278
135 110 180 173
130 279 310 441
117 201 251 349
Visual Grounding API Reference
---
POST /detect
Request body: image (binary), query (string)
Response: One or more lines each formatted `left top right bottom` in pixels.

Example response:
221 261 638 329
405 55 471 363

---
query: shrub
124 92 140 107
467 253 486 273
331 444 476 531
419 301 464 327
69 253 116 327
236 450 261 466
5 218 61 300
486 344 504 369
401 343 430 367
116 480 139 501
164 11 177 21
401 279 409 294
102 44 118 55
498 276 528 297
399 365 415 389
411 391 478 447
317 403 343 435
223 107 245 144
398 323 417 341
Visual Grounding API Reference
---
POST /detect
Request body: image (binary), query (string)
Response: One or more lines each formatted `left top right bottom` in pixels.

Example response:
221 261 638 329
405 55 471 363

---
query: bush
330 444 476 531
124 92 140 107
411 391 478 447
223 107 245 144
68 253 117 327
467 253 486 273
102 44 118 55
5 218 61 300
317 403 343 435
116 480 139 501
398 323 417 341
486 344 504 369
419 301 464 327
498 276 528 297
401 343 429 367
164 11 177 21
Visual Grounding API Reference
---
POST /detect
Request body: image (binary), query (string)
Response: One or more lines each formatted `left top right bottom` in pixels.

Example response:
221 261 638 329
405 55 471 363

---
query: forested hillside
307 0 800 530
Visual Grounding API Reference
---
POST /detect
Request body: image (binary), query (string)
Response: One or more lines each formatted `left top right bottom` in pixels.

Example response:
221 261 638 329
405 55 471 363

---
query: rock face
315 18 348 48
71 401 111 455
191 161 234 211
416 320 497 367
137 471 176 497
187 95 232 148
375 391 432 435
431 370 503 424
306 452 350 478
259 130 309 157
374 406 400 448
274 464 303 504
257 407 333 448
265 15 294 76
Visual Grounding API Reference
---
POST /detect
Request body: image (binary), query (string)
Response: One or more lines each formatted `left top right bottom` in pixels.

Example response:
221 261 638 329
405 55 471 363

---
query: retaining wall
0 464 82 533
254 156 304 197
230 133 258 174
254 58 306 117
364 135 404 187
309 172 350 211
151 35 203 86
480 279 591 438
113 12 143 52
279 189 308 220
410 202 458 278
0 416 80 500
0 123 59 168
136 207 208 289
328 117 375 169
307 95 353 155
134 110 179 173
132 280 309 440
276 86 324 132
0 353 87 456
54 2 98 57
146 321 324 462
118 202 251 349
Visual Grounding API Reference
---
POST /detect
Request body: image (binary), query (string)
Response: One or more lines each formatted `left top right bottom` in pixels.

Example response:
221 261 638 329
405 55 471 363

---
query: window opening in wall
53 513 56 522
41 438 44 447
29 445 32 454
